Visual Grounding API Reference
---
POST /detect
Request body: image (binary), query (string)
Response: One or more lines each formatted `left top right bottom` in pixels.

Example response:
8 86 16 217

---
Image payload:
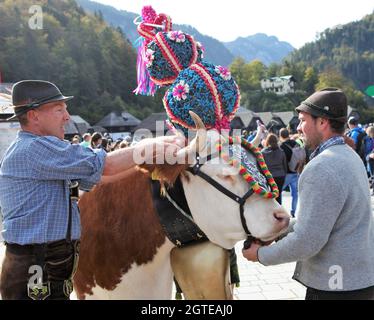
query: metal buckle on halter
189 154 202 174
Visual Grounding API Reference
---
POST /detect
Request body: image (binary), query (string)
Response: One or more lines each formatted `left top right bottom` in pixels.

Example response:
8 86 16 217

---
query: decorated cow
73 7 290 300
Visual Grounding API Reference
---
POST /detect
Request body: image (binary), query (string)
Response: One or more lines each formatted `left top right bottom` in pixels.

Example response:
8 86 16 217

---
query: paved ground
233 193 374 300
233 192 306 300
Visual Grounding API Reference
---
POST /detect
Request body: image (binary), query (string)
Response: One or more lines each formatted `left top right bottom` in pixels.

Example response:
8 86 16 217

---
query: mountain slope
224 33 295 65
287 12 374 91
77 0 235 66
0 0 165 124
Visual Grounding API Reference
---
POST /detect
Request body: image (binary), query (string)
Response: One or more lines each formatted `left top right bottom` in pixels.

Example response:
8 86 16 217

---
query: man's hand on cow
242 242 262 262
135 135 187 164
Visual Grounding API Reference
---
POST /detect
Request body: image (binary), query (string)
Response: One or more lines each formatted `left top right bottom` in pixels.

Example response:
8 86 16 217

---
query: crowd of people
69 132 131 152
243 114 374 211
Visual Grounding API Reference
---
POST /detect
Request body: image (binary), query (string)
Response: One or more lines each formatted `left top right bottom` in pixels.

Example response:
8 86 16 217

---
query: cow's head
140 112 290 250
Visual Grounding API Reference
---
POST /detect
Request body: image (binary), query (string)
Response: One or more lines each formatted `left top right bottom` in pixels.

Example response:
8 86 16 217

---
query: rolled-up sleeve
25 136 106 187
78 149 106 191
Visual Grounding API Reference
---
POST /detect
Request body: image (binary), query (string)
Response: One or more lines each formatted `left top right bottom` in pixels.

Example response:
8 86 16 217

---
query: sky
93 0 373 48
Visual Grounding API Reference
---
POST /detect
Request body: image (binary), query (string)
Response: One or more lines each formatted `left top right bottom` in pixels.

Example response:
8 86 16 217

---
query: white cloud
93 0 373 48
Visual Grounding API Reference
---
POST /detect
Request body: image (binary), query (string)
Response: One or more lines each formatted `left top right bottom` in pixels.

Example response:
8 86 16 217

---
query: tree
303 67 318 94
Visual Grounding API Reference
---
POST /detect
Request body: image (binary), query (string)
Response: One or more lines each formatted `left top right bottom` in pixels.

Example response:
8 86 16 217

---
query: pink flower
145 49 155 67
215 66 232 81
172 81 189 101
168 31 186 43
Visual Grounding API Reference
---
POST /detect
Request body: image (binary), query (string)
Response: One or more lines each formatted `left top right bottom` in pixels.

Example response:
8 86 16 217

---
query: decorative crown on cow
133 6 240 135
133 6 278 200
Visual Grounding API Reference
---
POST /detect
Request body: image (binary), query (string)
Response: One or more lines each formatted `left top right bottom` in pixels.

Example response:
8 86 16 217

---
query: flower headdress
163 62 240 136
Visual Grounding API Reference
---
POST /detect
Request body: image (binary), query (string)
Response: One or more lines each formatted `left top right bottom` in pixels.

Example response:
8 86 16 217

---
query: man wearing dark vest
0 80 184 300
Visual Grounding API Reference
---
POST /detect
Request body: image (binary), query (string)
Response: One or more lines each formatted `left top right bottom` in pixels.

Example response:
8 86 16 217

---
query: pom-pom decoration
133 6 172 96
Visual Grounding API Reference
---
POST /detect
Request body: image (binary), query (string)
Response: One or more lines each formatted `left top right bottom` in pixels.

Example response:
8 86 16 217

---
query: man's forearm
102 146 138 176
100 135 185 178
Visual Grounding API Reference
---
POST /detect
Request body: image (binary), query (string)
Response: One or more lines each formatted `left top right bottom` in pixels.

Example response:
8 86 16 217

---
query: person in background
279 128 299 217
363 126 374 176
100 137 111 153
80 133 91 148
346 117 366 162
90 132 103 150
119 141 129 149
261 134 288 205
71 136 80 145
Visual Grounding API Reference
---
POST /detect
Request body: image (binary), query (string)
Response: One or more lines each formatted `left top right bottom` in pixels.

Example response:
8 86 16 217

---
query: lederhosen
0 181 80 300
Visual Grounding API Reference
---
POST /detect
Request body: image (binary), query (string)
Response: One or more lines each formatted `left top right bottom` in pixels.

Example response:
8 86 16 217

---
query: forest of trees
0 0 165 124
1 1 373 123
229 12 374 122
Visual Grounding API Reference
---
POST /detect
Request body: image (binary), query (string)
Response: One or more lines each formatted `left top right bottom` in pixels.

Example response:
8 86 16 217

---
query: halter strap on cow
217 136 279 199
187 136 279 248
151 178 208 247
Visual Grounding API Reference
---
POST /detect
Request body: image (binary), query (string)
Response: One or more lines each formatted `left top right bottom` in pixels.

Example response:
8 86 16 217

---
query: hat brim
295 103 323 118
7 95 74 121
295 103 347 123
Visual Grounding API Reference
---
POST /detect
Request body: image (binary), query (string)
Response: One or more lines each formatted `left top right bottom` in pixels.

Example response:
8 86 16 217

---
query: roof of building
133 113 168 133
64 120 79 135
70 115 91 126
273 111 296 125
234 107 260 127
265 75 296 82
95 111 141 128
255 112 274 126
69 115 91 136
91 125 108 133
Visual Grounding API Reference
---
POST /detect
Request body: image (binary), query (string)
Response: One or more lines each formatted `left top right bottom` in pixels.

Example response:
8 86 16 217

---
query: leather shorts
1 239 80 300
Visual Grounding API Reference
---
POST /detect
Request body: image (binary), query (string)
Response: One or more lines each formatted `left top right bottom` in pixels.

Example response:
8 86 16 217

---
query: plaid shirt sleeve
26 136 106 185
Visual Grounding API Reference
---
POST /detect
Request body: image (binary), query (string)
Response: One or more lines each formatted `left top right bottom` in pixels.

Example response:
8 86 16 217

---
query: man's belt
5 239 79 255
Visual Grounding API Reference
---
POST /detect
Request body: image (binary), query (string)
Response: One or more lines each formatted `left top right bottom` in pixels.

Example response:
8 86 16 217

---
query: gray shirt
258 144 374 291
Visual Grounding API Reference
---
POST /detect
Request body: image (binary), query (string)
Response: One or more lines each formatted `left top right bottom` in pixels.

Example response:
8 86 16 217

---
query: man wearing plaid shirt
0 80 184 300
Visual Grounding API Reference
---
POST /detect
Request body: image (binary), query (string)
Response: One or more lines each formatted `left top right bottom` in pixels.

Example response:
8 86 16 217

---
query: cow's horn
189 111 207 153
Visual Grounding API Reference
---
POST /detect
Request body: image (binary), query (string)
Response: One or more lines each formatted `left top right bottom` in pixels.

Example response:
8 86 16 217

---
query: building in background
95 111 141 141
261 75 296 95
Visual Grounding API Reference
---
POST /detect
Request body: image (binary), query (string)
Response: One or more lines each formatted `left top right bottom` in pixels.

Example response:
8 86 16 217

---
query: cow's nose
273 211 290 227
